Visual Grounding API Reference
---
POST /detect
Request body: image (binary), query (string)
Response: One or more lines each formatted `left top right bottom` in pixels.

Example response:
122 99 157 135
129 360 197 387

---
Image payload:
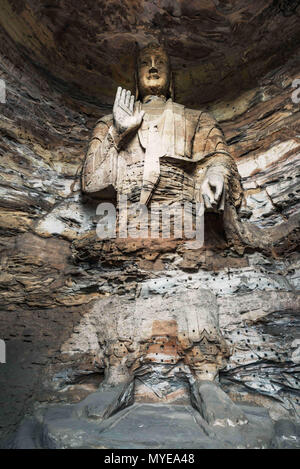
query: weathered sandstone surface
0 0 299 448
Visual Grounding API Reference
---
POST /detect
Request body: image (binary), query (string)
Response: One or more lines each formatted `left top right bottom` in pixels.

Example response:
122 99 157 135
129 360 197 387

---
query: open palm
113 87 144 137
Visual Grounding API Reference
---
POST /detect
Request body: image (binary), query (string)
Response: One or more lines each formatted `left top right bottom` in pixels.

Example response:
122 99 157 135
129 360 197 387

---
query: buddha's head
136 42 173 100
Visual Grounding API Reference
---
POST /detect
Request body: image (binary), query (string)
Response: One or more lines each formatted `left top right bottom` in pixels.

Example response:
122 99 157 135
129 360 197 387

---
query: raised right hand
113 87 144 137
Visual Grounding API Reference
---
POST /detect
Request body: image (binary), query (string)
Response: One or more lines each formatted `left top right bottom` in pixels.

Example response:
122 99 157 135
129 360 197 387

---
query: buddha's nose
149 66 158 74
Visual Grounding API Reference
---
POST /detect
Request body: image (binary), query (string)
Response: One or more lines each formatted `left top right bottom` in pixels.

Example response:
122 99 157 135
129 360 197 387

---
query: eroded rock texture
0 0 300 448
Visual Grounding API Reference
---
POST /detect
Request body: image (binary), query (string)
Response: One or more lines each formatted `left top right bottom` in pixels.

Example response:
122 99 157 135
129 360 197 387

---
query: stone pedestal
9 274 300 449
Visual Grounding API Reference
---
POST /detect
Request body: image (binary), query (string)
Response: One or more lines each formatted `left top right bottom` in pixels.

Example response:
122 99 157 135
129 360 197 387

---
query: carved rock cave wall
0 0 300 442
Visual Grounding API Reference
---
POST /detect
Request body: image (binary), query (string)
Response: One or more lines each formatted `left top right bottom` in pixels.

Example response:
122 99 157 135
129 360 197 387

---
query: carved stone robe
82 96 242 211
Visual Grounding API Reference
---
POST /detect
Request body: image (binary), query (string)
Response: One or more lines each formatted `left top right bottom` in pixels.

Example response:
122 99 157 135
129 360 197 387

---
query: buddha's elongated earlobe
169 72 174 100
135 70 139 100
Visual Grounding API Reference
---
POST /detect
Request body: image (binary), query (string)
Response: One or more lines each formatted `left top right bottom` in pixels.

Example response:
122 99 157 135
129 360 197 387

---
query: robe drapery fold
82 99 238 206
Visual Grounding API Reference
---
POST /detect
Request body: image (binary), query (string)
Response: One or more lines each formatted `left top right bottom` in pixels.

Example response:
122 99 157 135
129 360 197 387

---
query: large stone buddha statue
82 42 244 245
77 42 252 428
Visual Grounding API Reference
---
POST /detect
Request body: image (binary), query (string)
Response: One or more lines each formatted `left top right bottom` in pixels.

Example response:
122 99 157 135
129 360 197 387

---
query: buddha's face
137 48 170 99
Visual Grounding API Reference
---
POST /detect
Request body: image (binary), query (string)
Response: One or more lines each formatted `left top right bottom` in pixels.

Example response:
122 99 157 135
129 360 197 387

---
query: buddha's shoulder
185 106 216 123
173 101 216 123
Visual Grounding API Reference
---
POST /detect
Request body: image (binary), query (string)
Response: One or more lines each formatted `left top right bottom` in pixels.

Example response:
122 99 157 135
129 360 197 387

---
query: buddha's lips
147 73 160 79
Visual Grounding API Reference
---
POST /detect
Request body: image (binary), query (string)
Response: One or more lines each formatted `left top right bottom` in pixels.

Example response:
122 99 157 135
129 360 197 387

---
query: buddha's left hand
201 169 225 212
